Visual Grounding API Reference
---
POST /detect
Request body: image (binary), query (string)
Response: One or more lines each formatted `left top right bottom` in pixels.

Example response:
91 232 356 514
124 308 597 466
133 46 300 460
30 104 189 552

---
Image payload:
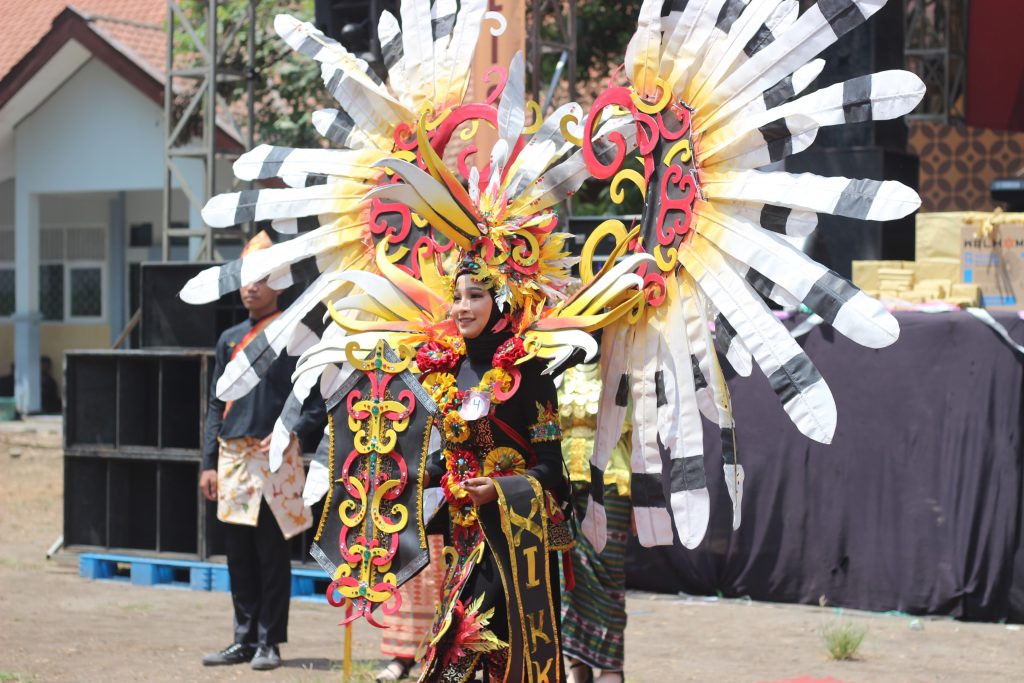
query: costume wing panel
309 342 438 625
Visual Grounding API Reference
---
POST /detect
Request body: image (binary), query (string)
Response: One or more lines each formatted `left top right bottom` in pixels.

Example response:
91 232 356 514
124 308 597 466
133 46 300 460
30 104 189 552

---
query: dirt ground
1 419 1020 683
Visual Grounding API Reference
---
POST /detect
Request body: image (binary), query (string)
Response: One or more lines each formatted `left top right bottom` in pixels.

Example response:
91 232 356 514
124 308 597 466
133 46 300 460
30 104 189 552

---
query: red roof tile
0 1 165 81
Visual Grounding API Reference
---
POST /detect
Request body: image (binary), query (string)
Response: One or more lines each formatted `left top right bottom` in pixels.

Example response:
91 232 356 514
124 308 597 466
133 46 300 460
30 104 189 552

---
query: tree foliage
576 1 644 84
173 0 321 148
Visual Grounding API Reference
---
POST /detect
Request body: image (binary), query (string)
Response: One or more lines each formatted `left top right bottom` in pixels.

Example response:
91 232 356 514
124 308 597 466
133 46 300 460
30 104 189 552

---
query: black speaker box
787 148 919 279
783 0 918 278
140 262 247 348
139 262 299 349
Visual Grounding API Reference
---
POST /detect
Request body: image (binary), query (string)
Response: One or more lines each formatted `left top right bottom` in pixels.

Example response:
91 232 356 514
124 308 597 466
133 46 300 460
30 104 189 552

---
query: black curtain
626 312 1024 622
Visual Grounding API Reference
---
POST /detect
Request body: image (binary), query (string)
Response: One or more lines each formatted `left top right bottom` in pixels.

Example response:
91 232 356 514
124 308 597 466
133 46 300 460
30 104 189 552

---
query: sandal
568 659 594 683
376 656 415 682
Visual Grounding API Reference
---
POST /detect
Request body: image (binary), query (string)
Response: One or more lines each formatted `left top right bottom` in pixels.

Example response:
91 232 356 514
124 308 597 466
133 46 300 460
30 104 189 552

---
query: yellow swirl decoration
580 219 629 283
626 291 649 324
424 107 453 131
371 480 408 533
520 334 543 364
392 149 417 165
524 100 543 134
350 395 410 454
329 341 426 618
665 138 692 166
560 111 584 146
654 244 679 272
459 119 480 142
511 230 541 267
411 211 428 228
338 476 367 526
610 168 647 204
383 242 409 264
344 339 413 373
630 77 672 114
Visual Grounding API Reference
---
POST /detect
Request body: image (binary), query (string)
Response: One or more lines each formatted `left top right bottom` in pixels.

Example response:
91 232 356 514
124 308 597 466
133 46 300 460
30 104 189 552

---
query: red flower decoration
441 452 479 508
417 340 460 374
493 336 526 370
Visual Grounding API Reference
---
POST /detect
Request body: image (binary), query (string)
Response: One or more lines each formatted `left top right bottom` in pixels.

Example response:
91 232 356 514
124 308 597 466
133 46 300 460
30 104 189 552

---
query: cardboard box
917 212 967 260
914 258 960 283
960 223 1024 310
851 260 914 291
949 284 981 306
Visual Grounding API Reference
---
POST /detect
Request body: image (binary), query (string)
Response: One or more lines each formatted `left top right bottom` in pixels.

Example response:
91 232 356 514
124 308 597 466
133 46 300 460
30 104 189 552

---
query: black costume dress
419 329 570 682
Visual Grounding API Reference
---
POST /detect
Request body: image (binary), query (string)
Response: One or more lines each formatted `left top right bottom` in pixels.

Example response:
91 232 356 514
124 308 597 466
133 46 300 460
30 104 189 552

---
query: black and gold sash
479 475 563 683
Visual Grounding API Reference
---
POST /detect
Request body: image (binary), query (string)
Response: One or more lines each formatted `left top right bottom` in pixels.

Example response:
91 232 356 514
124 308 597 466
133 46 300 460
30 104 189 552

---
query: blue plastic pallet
292 567 339 602
78 553 332 601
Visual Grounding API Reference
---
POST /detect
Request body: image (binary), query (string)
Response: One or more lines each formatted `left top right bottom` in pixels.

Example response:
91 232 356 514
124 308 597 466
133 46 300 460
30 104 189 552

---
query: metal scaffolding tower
161 0 577 262
904 0 968 123
162 0 255 261
527 0 577 114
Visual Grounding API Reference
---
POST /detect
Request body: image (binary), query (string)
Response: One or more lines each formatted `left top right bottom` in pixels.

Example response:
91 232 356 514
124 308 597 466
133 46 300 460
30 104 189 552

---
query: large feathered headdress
179 0 923 553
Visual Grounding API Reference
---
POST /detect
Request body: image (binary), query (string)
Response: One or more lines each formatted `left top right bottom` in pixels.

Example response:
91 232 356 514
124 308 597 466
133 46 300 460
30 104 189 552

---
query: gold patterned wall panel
909 121 1024 212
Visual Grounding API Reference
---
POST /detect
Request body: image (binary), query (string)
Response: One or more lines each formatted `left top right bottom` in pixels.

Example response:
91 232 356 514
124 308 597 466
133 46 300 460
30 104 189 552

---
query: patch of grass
0 557 40 571
295 659 381 683
822 620 867 661
117 602 154 613
0 672 32 683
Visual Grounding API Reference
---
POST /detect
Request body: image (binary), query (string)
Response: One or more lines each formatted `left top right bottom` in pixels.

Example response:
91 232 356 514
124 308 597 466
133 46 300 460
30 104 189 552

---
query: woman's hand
462 477 498 506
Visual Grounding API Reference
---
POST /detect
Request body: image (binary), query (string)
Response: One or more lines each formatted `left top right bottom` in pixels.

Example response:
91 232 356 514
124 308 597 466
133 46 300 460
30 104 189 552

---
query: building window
69 266 102 317
35 226 107 323
40 264 64 321
0 268 13 316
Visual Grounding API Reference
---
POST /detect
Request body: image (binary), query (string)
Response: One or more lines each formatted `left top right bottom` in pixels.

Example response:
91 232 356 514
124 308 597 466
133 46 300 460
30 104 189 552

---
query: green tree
174 0 323 148
577 1 643 89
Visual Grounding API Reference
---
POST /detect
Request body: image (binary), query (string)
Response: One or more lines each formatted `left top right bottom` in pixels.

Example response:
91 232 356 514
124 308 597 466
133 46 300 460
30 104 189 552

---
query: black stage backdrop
625 311 1024 622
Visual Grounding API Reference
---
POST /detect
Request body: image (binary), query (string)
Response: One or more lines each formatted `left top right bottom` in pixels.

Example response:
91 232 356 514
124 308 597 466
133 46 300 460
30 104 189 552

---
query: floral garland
417 335 528 527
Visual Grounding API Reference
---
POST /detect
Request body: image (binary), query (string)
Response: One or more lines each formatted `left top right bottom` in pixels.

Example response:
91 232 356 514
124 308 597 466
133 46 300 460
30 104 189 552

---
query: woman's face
452 274 494 339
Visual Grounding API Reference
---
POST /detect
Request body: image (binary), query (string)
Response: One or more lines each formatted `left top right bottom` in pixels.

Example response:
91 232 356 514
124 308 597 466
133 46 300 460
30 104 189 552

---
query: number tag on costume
460 391 491 421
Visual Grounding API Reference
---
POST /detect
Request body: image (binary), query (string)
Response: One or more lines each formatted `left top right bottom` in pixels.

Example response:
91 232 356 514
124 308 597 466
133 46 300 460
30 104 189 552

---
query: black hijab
461 279 513 365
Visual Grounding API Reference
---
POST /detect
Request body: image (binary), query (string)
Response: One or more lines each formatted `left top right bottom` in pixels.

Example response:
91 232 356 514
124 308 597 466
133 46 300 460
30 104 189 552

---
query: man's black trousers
223 499 291 646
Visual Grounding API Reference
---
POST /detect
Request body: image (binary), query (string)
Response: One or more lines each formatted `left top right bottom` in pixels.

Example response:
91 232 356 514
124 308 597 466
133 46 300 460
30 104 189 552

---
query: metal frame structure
904 0 969 123
162 0 256 261
161 0 577 261
527 0 577 114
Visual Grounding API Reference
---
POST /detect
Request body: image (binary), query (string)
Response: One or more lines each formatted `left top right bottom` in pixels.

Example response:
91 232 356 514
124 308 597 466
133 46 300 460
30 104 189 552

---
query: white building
0 2 236 412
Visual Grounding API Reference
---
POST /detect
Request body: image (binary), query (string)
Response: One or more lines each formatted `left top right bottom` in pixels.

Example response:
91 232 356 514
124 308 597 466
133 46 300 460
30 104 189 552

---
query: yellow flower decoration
442 335 466 355
451 506 479 527
423 372 458 409
479 368 512 403
443 410 470 444
483 447 526 477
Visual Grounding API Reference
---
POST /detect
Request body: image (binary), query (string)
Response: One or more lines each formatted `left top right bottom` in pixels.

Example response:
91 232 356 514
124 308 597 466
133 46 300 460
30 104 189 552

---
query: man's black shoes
202 643 255 666
250 644 282 671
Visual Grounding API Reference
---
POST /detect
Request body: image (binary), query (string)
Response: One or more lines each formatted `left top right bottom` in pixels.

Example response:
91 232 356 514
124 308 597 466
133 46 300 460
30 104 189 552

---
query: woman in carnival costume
179 0 927 680
412 256 576 681
558 364 632 683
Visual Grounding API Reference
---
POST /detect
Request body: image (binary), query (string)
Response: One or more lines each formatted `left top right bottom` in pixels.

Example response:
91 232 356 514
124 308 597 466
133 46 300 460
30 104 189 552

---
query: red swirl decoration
657 165 697 244
369 192 413 244
582 86 636 180
481 65 508 106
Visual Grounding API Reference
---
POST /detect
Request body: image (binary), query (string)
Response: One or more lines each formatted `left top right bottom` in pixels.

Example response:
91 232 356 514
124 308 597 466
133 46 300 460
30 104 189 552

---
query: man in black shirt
199 271 325 671
40 356 62 414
